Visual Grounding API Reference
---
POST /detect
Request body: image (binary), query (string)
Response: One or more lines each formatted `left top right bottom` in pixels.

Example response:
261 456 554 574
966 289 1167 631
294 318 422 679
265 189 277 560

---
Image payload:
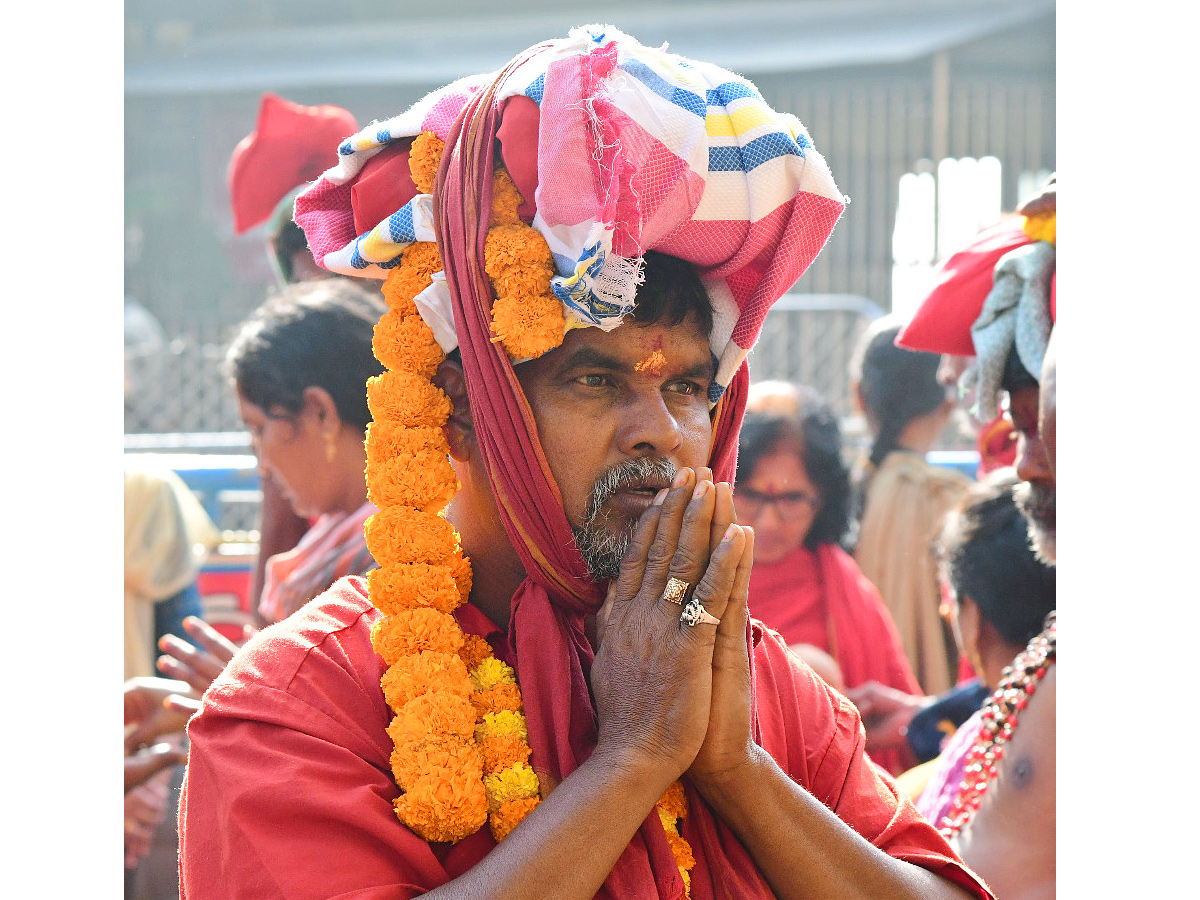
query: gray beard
573 457 677 582
1014 480 1057 566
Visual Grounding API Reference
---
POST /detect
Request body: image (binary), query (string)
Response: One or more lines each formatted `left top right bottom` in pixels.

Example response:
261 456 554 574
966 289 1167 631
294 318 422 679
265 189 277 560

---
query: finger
165 694 204 717
639 466 700 596
679 523 746 633
716 525 753 638
124 745 183 792
607 493 666 629
159 634 226 682
182 616 241 661
658 475 721 613
594 582 618 650
709 481 736 555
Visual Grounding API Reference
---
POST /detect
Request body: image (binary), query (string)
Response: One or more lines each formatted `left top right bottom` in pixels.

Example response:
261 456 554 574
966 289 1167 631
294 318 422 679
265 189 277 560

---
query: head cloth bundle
897 174 1056 420
297 25 844 897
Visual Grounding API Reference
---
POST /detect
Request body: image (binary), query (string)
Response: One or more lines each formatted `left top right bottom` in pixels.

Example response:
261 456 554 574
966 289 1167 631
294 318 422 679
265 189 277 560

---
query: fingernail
692 480 710 499
672 468 689 488
723 523 739 541
653 488 668 506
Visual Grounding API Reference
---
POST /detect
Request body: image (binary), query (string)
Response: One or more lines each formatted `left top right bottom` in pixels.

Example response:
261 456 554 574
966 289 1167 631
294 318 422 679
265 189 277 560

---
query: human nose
616 389 683 457
1014 428 1052 484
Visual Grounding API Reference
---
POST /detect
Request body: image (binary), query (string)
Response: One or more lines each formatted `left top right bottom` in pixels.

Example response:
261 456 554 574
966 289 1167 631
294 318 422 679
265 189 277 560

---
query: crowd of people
123 25 1057 900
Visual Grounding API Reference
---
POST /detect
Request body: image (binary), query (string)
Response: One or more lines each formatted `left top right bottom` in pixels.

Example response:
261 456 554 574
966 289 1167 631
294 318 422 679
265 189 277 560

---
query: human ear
431 357 476 463
302 386 343 434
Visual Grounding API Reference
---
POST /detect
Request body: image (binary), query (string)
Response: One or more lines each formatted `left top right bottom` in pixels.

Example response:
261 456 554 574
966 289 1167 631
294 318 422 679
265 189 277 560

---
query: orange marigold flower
366 449 458 513
479 732 531 774
402 240 442 276
471 681 524 718
368 563 463 616
388 691 478 749
489 265 554 301
408 132 446 196
665 831 696 870
490 169 524 227
381 266 426 316
490 292 566 360
457 633 493 670
373 310 444 377
372 608 465 664
448 550 474 602
483 225 553 276
380 650 472 709
657 780 688 820
364 506 459 567
390 736 483 792
365 422 449 469
366 370 453 427
394 764 490 843
488 796 540 842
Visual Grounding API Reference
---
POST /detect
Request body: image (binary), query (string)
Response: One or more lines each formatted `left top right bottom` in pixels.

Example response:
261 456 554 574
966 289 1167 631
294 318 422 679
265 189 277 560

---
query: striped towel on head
295 24 846 394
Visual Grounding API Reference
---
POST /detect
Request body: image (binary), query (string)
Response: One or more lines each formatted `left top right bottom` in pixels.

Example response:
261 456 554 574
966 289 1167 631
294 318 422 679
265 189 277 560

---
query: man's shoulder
212 576 384 700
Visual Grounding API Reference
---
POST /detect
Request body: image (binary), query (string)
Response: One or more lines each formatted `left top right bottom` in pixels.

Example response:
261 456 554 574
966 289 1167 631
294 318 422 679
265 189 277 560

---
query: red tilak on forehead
633 334 667 376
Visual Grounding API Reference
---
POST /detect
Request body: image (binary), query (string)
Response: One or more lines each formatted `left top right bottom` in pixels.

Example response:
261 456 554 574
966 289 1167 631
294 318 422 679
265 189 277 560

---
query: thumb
594 582 617 649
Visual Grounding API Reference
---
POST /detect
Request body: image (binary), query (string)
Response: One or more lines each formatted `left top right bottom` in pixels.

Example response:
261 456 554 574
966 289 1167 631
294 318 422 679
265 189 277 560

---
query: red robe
179 577 991 900
748 543 922 696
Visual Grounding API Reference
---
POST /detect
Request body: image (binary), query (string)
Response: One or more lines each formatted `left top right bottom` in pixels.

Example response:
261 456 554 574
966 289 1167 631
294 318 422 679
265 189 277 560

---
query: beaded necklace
940 611 1056 837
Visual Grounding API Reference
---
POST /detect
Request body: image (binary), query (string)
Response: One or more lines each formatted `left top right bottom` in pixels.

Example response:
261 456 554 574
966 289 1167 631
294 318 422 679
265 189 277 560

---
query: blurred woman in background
849 315 972 696
738 382 921 774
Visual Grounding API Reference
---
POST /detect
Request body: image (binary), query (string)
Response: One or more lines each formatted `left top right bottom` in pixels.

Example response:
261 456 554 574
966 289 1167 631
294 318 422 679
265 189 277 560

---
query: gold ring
661 577 690 605
681 597 720 627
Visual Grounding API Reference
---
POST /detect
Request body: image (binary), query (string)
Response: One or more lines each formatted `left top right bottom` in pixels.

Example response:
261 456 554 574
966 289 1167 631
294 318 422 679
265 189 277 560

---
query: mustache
583 457 678 523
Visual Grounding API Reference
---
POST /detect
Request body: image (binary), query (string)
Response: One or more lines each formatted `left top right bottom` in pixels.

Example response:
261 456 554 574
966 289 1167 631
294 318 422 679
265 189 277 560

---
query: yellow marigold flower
489 796 540 842
365 422 449 470
402 240 442 276
368 563 463 616
394 764 489 843
1022 212 1056 247
366 449 458 513
483 762 540 809
373 310 445 377
457 633 492 670
484 225 553 276
381 265 425 316
470 656 516 692
490 292 566 360
372 608 466 664
390 736 483 792
408 132 446 197
475 709 528 743
366 370 453 427
364 506 459 567
657 780 688 820
380 650 472 709
490 169 524 227
479 732 531 774
489 264 554 300
388 691 478 749
470 682 524 719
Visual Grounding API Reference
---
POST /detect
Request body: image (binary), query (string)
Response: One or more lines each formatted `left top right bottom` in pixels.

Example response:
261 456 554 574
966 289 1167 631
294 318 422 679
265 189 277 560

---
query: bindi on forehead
632 334 668 376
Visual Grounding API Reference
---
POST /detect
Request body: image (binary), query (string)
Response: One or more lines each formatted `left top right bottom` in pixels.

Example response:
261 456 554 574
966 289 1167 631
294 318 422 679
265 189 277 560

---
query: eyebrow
558 347 716 380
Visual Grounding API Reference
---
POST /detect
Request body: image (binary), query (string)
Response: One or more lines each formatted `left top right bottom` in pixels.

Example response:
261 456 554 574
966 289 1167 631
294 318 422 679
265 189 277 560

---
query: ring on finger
681 596 720 627
660 576 690 605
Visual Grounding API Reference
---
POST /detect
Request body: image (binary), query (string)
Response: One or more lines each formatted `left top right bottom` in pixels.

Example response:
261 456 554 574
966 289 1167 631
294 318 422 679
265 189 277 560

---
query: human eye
575 373 613 388
665 378 706 396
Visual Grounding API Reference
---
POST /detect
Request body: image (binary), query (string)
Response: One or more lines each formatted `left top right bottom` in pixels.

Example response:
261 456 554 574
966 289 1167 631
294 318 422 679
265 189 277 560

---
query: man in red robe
179 27 991 900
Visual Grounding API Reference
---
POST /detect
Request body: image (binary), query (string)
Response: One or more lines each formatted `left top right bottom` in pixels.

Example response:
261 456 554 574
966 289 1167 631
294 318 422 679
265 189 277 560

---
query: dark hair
630 250 714 337
936 469 1056 647
737 386 852 549
269 218 311 285
226 279 387 431
851 315 946 467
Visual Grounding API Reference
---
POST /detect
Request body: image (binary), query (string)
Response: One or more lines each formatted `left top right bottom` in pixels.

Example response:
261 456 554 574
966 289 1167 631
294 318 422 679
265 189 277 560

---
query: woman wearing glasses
736 383 922 775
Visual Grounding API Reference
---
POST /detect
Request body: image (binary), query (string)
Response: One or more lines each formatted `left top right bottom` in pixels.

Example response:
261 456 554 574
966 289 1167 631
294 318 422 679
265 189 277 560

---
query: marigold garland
362 130 696 888
363 130 546 846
